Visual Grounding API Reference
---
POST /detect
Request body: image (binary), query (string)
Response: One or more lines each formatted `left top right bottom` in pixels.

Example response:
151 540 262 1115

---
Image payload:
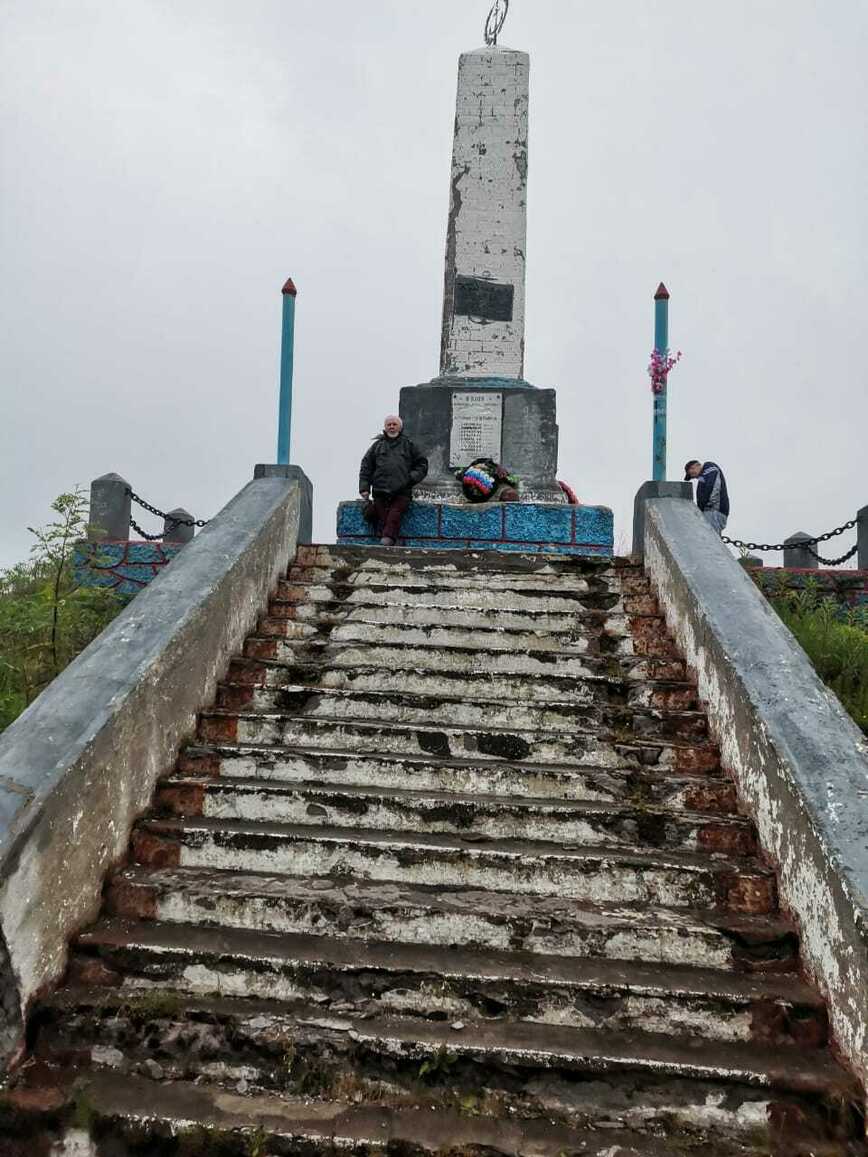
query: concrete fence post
163 508 195 545
858 505 868 570
88 473 131 542
783 532 819 569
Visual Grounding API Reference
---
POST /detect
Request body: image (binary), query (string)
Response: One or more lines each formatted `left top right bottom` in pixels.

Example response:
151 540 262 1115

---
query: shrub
767 580 868 733
0 489 123 732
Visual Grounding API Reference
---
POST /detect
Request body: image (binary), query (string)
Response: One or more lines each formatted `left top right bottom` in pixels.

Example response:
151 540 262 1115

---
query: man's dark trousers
372 493 411 541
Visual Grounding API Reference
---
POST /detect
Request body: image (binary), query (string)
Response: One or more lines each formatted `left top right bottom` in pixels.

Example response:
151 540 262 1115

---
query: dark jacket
695 461 730 516
359 433 428 498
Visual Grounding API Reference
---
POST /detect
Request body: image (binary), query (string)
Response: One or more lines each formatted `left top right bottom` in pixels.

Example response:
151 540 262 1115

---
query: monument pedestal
336 499 613 557
400 376 565 504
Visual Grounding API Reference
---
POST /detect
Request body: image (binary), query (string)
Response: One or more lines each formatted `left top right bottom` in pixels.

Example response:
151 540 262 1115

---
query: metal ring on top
484 0 509 46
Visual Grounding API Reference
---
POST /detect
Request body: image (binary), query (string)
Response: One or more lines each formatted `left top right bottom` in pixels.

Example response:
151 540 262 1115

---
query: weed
122 989 184 1026
248 1126 268 1157
69 1087 96 1132
418 1047 458 1084
280 1041 335 1096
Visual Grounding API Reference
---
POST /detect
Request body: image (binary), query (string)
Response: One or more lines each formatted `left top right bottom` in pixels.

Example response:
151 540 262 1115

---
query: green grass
766 581 868 733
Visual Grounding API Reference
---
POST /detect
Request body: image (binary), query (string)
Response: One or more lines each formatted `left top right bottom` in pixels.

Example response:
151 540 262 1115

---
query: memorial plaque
449 392 503 468
454 275 514 322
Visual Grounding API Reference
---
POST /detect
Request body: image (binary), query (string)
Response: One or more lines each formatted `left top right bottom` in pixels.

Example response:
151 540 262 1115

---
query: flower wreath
455 459 520 503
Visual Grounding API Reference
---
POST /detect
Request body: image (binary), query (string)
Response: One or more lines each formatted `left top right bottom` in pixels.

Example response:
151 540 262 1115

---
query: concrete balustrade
637 489 868 1089
0 466 312 1069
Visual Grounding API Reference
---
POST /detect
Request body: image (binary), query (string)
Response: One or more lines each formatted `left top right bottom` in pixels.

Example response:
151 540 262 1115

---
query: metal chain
125 488 209 528
129 517 165 542
485 0 509 46
721 518 856 554
805 543 859 567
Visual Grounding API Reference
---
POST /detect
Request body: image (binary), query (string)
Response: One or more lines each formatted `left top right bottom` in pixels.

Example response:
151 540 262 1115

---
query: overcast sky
1 0 866 567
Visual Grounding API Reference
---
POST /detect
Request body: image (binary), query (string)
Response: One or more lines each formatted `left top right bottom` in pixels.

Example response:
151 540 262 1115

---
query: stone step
214 681 701 731
268 596 659 636
285 557 638 592
178 743 738 813
276 579 654 617
107 866 800 972
196 712 718 773
296 543 644 578
33 993 862 1152
227 653 693 700
5 1069 706 1157
130 819 777 912
243 636 689 684
67 920 826 1047
255 616 676 660
154 778 755 855
246 635 632 679
216 675 699 721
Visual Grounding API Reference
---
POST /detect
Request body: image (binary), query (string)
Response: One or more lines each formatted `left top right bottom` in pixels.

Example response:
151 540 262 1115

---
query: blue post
276 277 297 465
652 282 670 482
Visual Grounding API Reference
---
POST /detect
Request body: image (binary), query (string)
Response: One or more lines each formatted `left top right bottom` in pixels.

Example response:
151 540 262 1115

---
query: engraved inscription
449 392 503 468
454 276 515 322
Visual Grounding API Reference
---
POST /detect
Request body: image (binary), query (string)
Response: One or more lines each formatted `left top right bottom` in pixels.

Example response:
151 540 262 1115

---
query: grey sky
2 0 866 567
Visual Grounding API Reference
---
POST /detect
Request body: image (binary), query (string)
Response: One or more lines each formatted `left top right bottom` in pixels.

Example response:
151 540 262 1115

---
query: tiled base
74 540 184 598
336 501 614 557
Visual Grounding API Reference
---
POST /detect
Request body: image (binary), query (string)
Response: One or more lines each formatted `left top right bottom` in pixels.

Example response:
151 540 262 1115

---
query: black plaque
454 275 514 322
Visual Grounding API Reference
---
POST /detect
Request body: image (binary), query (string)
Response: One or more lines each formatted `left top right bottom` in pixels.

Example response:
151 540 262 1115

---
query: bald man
358 415 428 546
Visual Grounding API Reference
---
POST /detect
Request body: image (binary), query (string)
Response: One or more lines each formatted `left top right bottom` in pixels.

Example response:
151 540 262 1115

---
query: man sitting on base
359 416 428 546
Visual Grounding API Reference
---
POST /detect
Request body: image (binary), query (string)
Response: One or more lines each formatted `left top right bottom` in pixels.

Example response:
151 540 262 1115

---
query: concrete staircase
7 546 864 1155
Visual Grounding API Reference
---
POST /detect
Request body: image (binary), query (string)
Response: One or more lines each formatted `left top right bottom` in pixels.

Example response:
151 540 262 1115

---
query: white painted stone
440 47 529 378
51 1131 97 1157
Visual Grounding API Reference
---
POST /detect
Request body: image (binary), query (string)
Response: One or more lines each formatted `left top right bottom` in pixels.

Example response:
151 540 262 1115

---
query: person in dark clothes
684 459 730 534
359 416 429 546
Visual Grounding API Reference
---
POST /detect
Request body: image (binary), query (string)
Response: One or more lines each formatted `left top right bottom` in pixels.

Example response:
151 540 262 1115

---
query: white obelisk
439 46 529 381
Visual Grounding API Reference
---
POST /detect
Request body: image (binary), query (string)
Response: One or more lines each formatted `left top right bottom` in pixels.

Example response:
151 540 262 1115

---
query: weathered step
130 819 777 912
276 579 653 617
179 744 738 813
154 778 755 855
255 616 676 660
254 615 675 661
245 635 605 679
68 920 826 1046
296 543 643 578
227 653 694 704
285 559 634 592
33 994 862 1152
269 596 659 636
107 866 800 972
216 677 700 720
196 712 718 772
244 624 678 665
3 1069 698 1157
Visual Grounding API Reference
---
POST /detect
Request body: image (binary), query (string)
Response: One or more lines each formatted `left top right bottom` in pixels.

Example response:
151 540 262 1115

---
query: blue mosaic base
336 501 614 557
441 504 504 540
74 540 184 599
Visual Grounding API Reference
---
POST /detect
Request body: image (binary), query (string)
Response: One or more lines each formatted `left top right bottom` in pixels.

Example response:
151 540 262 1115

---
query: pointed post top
484 0 509 46
282 278 297 297
654 282 670 301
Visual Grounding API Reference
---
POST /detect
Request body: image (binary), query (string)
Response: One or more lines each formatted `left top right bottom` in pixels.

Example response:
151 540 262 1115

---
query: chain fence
126 489 209 541
722 518 858 567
